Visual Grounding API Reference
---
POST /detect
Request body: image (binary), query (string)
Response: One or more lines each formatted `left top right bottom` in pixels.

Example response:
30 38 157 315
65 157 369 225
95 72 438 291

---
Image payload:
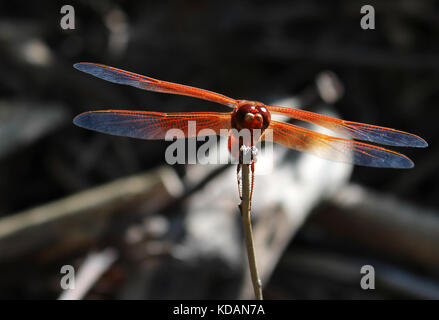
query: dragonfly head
233 100 271 132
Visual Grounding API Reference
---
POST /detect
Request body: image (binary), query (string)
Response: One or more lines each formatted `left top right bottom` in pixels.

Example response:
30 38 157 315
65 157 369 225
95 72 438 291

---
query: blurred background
0 0 438 299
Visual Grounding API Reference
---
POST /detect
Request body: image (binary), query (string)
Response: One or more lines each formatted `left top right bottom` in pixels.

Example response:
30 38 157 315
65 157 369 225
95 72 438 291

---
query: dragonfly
73 63 427 202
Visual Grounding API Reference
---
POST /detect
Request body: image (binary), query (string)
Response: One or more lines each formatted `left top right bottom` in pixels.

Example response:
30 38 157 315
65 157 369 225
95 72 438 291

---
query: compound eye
244 113 255 122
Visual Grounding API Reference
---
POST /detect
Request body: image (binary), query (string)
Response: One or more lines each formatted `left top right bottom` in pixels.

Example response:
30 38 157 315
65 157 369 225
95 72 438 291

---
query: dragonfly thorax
232 100 271 132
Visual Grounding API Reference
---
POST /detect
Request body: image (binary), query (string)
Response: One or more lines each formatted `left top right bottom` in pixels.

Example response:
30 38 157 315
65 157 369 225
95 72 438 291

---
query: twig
240 163 263 300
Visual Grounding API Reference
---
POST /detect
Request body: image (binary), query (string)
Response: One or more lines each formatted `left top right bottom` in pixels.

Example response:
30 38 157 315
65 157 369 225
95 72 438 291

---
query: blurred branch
0 100 68 158
0 167 182 263
313 183 439 270
281 250 439 299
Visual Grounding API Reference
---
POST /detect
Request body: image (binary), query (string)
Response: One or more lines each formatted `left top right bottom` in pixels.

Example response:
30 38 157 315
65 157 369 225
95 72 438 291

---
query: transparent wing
74 63 238 108
265 120 414 168
267 106 427 148
74 110 232 140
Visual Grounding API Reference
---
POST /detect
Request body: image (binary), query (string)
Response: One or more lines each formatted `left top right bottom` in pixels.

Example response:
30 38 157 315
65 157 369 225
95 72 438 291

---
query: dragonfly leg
237 163 242 200
249 160 255 211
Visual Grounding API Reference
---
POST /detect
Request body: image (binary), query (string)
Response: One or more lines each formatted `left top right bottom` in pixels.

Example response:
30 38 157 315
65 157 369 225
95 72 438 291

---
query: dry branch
314 184 439 270
0 167 182 263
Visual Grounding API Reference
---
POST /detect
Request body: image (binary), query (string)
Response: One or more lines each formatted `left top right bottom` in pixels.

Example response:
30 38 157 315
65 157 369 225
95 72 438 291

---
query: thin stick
240 163 263 300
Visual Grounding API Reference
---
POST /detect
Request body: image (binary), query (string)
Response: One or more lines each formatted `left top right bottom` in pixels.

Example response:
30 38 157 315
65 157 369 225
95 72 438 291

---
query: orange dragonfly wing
265 120 414 168
74 110 232 140
267 106 427 148
74 63 238 108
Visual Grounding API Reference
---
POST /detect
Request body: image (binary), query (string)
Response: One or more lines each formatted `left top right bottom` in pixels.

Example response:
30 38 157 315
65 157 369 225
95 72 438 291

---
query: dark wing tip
387 132 428 148
344 122 428 148
415 136 428 148
398 157 415 169
398 132 428 148
360 154 414 169
73 112 90 128
74 62 108 75
384 153 414 169
352 145 415 169
382 152 414 169
73 62 91 72
73 111 113 135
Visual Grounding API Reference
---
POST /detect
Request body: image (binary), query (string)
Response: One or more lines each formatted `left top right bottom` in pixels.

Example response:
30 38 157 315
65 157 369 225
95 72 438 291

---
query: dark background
0 0 437 299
